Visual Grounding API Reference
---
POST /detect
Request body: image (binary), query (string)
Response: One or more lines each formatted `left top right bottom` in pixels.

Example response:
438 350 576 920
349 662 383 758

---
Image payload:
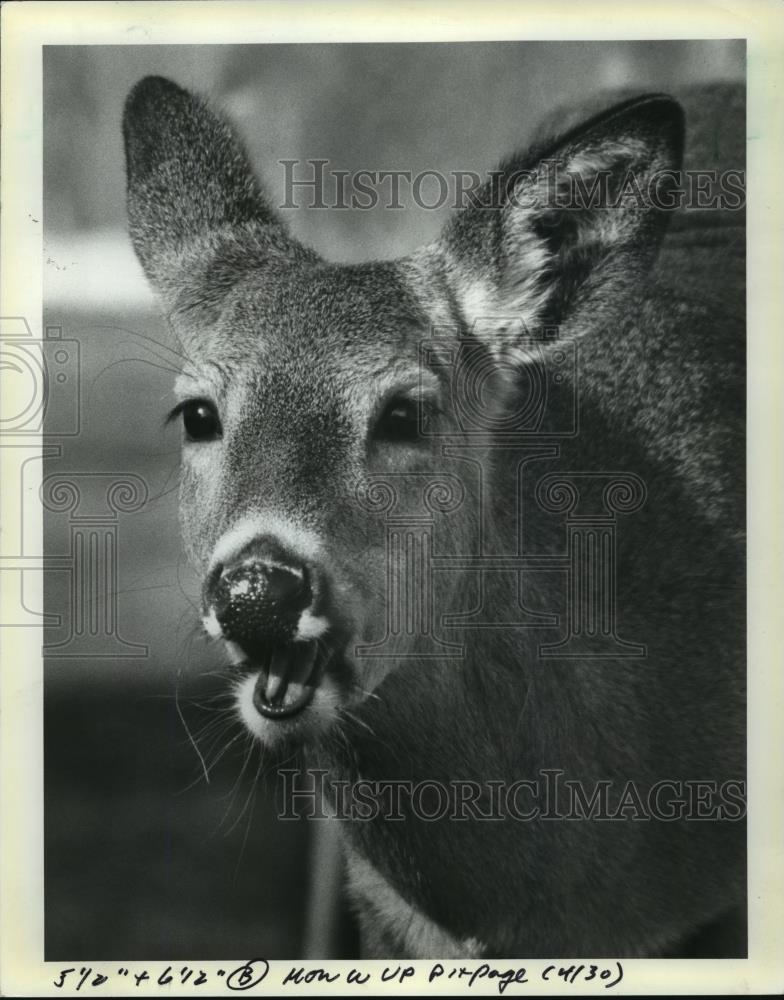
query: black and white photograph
1 2 782 995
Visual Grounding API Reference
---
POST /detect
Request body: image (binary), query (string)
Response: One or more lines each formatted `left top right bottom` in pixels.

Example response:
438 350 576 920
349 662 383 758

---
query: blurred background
42 41 744 960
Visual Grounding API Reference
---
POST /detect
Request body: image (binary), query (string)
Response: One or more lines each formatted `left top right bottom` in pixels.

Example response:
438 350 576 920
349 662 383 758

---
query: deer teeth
263 642 318 706
264 662 286 702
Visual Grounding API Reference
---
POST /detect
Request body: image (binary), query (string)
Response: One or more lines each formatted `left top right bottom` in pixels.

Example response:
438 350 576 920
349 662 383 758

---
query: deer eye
168 399 222 442
373 397 422 444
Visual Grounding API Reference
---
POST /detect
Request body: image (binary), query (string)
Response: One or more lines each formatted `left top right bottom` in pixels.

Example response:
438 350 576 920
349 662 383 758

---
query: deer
123 74 745 958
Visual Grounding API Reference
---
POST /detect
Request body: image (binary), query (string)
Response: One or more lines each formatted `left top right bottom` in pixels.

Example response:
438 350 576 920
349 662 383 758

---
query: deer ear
431 93 684 353
123 76 293 313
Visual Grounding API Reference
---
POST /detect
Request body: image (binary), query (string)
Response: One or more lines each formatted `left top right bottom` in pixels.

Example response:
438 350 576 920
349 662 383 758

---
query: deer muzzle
207 553 327 718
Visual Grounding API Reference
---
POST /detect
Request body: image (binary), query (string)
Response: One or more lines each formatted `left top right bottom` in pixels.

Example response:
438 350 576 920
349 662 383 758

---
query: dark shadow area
44 672 359 959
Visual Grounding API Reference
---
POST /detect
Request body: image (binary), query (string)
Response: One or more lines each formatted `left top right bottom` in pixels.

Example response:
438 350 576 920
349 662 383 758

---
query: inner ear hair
436 94 684 344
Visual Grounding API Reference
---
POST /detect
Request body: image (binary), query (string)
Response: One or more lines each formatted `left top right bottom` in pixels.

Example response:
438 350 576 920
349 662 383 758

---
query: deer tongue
254 642 318 716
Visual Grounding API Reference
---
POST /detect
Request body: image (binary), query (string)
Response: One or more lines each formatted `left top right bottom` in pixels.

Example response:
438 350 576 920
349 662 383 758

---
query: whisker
339 709 377 740
217 732 257 822
175 677 210 785
233 743 265 882
220 735 259 835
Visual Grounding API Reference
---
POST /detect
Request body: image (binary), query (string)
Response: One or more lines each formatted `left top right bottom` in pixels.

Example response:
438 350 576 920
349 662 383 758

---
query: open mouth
247 641 327 719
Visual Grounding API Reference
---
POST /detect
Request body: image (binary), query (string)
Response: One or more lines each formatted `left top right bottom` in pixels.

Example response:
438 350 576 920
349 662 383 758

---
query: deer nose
210 557 312 651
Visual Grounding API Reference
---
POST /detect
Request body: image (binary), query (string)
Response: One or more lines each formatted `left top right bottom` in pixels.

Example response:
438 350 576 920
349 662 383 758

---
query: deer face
169 261 479 747
124 76 682 749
